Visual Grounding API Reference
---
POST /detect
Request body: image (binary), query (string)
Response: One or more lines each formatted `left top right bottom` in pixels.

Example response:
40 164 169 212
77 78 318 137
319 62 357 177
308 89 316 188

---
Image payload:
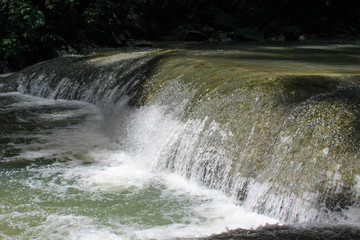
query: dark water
201 224 360 240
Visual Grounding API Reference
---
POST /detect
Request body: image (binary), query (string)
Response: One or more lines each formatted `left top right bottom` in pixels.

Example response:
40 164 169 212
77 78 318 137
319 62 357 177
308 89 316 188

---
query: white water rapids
2 44 360 239
0 93 278 239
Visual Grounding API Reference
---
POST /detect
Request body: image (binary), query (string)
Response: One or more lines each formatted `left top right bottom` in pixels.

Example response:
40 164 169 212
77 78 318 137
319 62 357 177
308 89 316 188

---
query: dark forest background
1 0 360 72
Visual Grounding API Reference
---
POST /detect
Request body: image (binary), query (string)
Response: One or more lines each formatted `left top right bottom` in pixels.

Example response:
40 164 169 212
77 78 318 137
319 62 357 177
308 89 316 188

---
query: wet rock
283 26 302 41
124 8 147 38
299 35 307 41
200 26 215 36
0 61 11 74
218 32 229 41
232 28 264 41
208 37 217 42
53 45 78 57
211 31 233 42
200 224 360 240
263 20 282 41
184 30 208 41
134 40 153 47
213 11 240 31
169 26 209 41
110 32 126 46
269 35 286 42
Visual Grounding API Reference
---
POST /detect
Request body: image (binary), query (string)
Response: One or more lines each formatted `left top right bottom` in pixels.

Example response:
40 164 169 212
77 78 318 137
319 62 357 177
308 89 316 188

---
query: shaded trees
1 0 359 72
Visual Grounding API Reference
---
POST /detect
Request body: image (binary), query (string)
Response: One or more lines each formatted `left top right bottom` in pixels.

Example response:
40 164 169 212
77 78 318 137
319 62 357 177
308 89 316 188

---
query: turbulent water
1 43 360 239
0 92 278 239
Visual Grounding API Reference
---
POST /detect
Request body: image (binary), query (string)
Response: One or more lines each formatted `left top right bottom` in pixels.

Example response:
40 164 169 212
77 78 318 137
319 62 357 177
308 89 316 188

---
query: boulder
269 35 286 42
184 30 208 41
211 31 233 42
0 61 11 74
169 27 209 41
283 26 302 41
124 8 147 38
134 40 153 47
232 28 264 41
298 35 307 41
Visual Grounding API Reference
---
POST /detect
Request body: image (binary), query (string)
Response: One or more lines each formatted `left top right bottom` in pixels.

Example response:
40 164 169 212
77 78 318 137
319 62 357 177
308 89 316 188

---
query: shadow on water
198 224 360 240
0 157 60 169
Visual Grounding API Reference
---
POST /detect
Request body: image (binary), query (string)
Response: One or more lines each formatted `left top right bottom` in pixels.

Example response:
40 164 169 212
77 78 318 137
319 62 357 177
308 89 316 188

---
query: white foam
57 133 278 239
161 173 279 232
17 150 53 160
0 73 14 77
74 151 153 189
39 108 96 120
88 51 157 66
1 93 280 239
33 215 125 240
322 147 329 156
133 200 278 239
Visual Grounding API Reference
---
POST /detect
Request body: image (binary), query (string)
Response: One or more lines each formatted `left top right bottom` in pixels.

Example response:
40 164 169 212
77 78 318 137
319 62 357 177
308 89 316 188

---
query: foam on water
68 150 153 190
87 50 157 66
58 150 278 239
0 93 278 240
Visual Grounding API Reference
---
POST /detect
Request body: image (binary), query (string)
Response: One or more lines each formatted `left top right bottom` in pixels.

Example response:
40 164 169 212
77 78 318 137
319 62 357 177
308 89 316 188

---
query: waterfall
2 45 360 226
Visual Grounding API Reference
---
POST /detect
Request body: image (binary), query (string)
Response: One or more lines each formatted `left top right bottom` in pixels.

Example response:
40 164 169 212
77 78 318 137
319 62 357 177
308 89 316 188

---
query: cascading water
1 44 360 239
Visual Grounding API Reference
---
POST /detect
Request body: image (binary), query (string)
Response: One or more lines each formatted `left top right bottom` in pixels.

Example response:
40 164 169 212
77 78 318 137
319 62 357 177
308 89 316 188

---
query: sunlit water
0 93 278 240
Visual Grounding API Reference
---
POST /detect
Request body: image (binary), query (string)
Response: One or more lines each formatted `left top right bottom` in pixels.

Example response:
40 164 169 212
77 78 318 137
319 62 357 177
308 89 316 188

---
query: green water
1 42 360 238
0 93 277 239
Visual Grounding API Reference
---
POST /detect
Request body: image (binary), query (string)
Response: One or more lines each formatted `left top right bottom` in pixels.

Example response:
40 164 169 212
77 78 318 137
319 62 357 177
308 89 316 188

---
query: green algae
7 43 360 215
140 46 360 210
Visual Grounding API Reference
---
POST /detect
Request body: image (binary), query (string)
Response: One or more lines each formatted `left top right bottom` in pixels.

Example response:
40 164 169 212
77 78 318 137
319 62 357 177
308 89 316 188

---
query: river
1 42 360 239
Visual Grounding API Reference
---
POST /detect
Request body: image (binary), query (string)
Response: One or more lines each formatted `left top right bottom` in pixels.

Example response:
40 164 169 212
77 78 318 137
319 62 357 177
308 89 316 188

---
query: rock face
231 28 264 41
0 61 11 74
124 8 147 39
6 44 360 226
169 27 209 41
283 26 303 41
141 45 360 224
200 224 360 240
184 30 209 41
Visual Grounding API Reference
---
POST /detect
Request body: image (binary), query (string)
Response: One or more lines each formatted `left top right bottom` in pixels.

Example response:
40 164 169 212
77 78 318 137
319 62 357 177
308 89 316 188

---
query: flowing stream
1 43 360 239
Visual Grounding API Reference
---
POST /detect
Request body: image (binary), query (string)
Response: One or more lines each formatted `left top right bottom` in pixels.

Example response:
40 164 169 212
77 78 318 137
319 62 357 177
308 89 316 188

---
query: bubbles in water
0 93 278 240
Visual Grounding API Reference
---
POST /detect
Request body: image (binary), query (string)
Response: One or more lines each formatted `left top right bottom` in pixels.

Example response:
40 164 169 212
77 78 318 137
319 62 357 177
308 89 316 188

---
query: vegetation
1 0 359 72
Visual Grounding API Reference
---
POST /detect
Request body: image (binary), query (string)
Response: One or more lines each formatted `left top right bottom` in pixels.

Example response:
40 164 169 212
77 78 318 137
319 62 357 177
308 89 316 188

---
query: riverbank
2 36 360 74
2 0 360 74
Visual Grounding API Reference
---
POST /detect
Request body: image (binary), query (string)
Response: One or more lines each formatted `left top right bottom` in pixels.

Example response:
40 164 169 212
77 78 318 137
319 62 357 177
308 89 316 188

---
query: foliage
0 0 359 72
1 0 45 59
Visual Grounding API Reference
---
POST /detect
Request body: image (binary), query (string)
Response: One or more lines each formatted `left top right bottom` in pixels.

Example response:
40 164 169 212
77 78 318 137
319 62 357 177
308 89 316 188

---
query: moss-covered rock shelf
2 43 360 225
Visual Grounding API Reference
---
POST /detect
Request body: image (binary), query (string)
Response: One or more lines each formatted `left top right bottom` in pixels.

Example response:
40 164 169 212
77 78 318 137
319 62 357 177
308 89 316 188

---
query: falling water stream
1 43 360 239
